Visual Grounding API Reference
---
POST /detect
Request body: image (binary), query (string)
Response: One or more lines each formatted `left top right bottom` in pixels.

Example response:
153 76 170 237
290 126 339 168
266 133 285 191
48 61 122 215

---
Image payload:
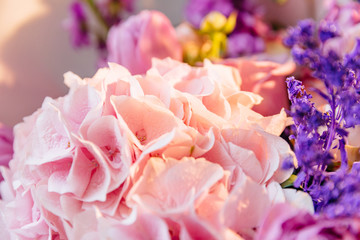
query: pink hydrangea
0 123 13 180
219 58 296 116
0 58 305 239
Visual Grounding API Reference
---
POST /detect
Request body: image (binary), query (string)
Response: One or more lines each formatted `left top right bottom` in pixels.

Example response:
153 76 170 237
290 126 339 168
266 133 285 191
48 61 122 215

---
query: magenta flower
256 203 360 240
64 1 90 48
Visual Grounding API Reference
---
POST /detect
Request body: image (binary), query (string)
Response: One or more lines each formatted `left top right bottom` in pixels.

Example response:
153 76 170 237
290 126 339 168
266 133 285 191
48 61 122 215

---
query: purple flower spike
285 1 360 218
313 163 360 218
319 21 339 43
66 1 90 48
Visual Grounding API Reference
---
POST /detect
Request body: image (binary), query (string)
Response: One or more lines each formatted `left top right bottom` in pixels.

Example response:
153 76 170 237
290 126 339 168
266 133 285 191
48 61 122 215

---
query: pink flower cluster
0 123 13 180
323 1 360 57
0 58 311 239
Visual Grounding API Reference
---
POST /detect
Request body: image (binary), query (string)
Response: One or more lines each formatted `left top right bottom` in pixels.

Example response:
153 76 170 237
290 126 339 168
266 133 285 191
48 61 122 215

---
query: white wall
0 0 97 126
0 0 189 126
135 0 186 25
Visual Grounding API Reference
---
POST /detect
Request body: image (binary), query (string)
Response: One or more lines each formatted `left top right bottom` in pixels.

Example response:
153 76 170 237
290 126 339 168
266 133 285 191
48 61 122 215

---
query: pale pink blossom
127 156 224 214
6 75 136 233
107 10 182 75
0 58 298 238
323 1 360 57
221 175 272 238
203 128 294 185
0 123 13 180
148 58 285 136
220 58 296 116
0 169 57 239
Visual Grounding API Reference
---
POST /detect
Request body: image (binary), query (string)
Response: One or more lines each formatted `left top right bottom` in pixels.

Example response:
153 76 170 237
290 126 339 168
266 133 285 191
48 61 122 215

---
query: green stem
83 0 110 31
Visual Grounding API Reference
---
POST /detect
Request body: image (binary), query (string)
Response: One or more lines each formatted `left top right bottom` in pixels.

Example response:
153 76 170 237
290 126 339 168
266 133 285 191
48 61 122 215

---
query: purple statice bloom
225 8 266 56
184 0 234 28
66 1 90 48
226 32 264 57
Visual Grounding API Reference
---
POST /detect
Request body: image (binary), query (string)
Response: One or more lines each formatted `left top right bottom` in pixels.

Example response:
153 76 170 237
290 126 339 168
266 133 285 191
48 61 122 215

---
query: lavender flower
286 77 332 190
318 21 339 43
285 13 360 217
313 163 360 218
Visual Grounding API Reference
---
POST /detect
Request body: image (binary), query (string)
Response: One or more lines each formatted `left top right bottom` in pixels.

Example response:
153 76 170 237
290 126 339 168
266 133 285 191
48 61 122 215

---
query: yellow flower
179 11 238 65
198 11 237 60
200 11 237 34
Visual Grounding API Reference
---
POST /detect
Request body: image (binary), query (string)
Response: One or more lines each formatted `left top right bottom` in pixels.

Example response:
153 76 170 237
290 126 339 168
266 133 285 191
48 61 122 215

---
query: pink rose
255 203 360 240
107 10 182 75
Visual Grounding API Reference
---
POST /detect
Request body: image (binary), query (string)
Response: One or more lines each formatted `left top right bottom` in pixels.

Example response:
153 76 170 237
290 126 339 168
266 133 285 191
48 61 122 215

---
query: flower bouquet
2 0 360 239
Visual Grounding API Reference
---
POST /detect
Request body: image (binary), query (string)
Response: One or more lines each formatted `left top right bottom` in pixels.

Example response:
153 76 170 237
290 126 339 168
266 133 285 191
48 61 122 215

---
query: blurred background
0 0 325 126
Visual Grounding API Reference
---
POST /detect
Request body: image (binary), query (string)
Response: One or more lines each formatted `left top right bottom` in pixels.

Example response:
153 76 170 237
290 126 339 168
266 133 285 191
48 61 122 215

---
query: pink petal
128 157 224 214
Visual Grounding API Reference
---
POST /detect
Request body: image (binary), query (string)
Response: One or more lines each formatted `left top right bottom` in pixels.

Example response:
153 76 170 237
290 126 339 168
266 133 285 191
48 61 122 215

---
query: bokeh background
0 0 324 126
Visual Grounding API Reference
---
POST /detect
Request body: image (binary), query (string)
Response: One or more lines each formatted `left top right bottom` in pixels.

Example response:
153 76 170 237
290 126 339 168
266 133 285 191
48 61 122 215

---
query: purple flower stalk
313 163 360 218
285 15 360 218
